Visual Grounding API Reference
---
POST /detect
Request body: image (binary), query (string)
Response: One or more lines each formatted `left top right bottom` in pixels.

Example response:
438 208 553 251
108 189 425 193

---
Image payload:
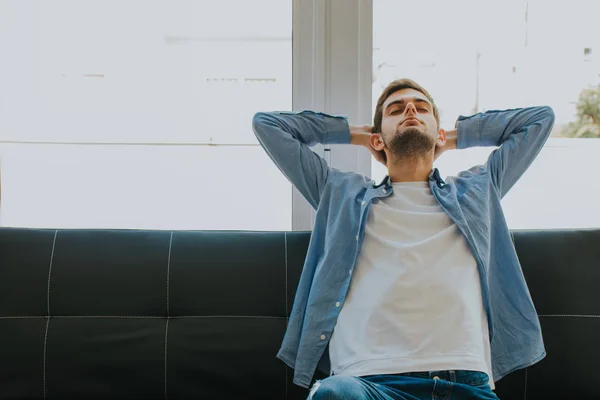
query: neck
385 152 433 183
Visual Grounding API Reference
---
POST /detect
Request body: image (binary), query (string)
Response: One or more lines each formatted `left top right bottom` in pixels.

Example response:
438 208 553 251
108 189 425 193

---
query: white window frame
292 0 372 230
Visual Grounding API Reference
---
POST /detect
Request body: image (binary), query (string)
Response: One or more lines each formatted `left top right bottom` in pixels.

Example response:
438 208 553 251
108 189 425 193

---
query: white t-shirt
329 181 493 387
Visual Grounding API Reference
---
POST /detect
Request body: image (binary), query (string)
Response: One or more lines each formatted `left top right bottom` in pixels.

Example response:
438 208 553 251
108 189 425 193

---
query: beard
383 126 436 160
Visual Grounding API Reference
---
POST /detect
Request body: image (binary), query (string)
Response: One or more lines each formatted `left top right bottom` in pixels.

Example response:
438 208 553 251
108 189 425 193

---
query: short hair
373 78 440 133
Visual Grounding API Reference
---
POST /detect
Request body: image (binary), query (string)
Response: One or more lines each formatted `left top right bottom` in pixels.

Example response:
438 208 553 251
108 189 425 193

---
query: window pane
0 0 292 230
0 144 291 230
373 0 600 229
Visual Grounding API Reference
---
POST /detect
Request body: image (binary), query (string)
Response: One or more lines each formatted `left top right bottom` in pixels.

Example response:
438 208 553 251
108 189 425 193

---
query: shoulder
328 168 375 190
445 164 494 196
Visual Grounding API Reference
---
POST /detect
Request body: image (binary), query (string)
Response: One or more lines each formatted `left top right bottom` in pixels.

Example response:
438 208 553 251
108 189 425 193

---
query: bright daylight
0 1 598 400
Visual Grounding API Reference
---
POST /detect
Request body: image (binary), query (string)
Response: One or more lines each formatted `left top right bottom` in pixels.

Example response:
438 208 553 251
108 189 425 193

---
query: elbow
540 106 555 124
252 112 274 141
252 112 267 133
252 111 279 138
532 106 555 136
542 106 555 134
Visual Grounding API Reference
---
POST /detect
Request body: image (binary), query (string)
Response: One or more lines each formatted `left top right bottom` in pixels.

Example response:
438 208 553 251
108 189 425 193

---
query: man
252 79 554 400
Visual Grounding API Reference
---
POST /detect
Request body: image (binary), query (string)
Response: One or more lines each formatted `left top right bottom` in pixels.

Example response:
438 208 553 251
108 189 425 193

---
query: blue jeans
307 370 499 400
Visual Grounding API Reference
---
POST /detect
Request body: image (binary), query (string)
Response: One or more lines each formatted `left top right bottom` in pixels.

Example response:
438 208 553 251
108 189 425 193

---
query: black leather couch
0 227 598 399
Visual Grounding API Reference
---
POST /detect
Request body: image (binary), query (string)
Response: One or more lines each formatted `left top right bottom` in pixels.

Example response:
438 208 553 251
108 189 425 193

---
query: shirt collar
373 168 445 189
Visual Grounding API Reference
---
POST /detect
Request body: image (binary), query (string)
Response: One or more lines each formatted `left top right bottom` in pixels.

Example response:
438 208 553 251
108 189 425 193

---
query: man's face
379 88 440 159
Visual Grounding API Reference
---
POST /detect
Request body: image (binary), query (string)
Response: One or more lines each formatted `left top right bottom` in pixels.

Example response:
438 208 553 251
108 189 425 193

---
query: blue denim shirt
252 106 555 389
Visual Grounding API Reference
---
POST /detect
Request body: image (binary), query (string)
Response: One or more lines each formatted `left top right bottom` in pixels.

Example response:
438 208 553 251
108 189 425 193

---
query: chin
386 127 436 158
397 126 427 136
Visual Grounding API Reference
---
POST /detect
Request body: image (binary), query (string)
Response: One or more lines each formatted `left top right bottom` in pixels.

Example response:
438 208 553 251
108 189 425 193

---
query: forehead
383 88 430 108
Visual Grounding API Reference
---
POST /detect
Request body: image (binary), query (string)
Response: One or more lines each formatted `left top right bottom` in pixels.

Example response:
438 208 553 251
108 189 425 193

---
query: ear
370 133 386 151
436 128 447 147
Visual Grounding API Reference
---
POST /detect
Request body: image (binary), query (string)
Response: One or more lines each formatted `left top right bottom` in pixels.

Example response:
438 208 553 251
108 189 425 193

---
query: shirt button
361 200 366 206
349 269 353 275
335 302 340 307
355 235 359 241
382 188 387 194
320 334 326 340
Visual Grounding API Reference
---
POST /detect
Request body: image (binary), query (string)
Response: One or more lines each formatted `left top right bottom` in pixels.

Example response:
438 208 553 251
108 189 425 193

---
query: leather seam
0 315 287 319
43 229 58 400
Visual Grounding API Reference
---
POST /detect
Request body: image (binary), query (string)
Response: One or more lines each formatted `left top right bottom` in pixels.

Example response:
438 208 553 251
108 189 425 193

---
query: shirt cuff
324 115 351 145
455 114 482 150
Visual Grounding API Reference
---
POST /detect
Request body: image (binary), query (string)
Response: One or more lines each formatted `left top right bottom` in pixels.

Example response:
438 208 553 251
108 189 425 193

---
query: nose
404 102 417 115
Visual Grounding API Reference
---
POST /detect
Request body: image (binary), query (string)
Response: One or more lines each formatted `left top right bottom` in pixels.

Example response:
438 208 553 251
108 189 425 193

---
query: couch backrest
0 228 598 400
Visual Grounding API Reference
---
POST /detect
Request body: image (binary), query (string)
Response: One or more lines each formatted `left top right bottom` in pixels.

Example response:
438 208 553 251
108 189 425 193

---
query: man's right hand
350 124 387 167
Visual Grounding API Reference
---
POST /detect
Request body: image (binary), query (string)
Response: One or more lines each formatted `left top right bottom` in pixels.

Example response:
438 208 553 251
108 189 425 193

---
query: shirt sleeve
456 106 555 198
252 111 351 209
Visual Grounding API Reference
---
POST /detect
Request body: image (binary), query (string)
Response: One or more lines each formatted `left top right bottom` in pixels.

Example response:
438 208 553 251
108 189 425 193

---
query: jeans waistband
398 370 489 386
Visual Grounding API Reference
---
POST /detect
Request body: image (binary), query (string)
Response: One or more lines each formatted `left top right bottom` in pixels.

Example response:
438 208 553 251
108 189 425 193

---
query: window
373 0 600 229
0 0 292 230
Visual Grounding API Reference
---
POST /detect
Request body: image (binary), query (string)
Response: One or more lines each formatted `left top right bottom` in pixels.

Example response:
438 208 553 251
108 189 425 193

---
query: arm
454 106 555 198
252 111 350 209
